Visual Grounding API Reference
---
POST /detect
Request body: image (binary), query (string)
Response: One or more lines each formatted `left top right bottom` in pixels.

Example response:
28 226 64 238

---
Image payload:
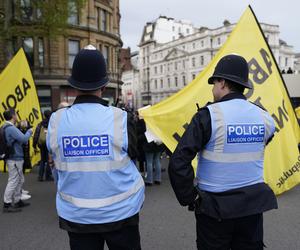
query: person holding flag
169 54 278 249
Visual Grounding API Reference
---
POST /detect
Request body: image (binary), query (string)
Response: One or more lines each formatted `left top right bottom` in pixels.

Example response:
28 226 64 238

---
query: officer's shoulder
249 101 267 111
193 105 210 120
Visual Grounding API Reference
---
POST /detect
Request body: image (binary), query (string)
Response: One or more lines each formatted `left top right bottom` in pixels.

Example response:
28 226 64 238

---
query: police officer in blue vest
168 54 278 250
47 45 145 250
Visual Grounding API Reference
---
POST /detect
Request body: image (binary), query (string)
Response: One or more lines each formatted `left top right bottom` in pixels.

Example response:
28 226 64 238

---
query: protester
168 54 278 249
17 120 32 201
47 45 145 250
143 139 163 186
2 109 33 213
33 110 52 181
136 115 146 174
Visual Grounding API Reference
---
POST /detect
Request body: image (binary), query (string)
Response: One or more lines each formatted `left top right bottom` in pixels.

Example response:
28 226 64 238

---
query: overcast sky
120 0 300 53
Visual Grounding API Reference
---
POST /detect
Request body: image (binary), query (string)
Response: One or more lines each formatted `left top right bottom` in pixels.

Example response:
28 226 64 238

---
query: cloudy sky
120 0 300 52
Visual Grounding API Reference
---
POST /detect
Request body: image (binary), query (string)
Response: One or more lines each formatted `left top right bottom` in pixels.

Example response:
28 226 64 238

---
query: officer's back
47 45 145 250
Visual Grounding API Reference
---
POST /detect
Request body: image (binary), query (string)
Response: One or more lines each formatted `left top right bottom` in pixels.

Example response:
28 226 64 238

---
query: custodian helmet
68 45 109 91
208 54 251 89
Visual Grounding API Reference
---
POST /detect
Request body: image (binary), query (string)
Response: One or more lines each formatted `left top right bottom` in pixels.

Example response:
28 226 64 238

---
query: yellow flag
0 49 42 172
139 6 300 195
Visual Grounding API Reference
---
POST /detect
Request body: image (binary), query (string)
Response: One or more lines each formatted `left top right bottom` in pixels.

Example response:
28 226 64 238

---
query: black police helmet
208 54 252 89
68 45 109 91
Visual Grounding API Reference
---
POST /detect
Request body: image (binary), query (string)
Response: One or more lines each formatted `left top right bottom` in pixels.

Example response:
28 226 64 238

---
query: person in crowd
2 109 32 213
136 113 146 174
47 45 145 250
17 120 32 201
33 110 52 181
143 138 163 186
168 54 278 249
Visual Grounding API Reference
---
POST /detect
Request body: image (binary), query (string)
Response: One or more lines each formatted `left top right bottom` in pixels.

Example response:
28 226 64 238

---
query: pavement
0 158 300 250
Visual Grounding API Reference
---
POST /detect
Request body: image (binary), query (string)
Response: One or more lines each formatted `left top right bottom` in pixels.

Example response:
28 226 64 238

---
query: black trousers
195 213 264 250
68 225 141 250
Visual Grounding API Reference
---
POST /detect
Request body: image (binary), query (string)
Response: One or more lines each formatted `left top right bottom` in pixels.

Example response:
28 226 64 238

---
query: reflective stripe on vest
201 149 264 163
59 176 144 208
50 107 131 172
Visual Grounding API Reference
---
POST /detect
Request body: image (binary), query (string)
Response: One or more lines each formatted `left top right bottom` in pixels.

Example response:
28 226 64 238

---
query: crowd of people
1 45 285 250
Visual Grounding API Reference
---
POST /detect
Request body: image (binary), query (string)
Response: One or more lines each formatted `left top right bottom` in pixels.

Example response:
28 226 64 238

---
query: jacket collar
73 95 109 106
217 92 246 103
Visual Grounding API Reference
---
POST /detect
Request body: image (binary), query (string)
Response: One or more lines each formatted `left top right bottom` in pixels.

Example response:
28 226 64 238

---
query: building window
38 38 44 67
20 0 33 21
201 40 204 47
183 75 186 86
22 37 34 66
68 40 80 68
182 60 185 69
172 26 175 32
168 78 170 87
68 1 79 25
98 8 108 32
186 28 189 34
160 65 163 73
217 37 221 45
154 66 157 74
175 62 178 70
200 56 204 65
192 74 196 79
285 58 288 67
175 77 178 87
102 45 109 68
155 80 157 89
192 43 195 49
192 57 195 67
160 79 163 88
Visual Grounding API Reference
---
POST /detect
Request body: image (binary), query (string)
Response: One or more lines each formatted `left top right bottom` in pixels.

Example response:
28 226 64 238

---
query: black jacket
168 92 277 219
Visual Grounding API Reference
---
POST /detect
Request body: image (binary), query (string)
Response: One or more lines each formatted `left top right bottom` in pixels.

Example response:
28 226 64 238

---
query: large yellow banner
139 6 300 195
0 49 42 172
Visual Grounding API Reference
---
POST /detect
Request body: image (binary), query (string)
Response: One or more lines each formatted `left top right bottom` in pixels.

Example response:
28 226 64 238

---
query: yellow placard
139 6 300 195
0 49 42 172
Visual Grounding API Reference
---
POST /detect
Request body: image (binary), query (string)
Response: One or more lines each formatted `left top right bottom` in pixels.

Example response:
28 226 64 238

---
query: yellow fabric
139 6 300 195
0 49 42 172
296 107 300 120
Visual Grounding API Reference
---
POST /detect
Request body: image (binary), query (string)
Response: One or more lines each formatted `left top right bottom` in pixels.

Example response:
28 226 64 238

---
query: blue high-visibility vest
47 103 145 224
197 99 275 193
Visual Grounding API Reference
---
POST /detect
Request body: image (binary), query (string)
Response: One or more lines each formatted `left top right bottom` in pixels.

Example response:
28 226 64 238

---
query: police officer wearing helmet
47 45 145 250
168 54 278 250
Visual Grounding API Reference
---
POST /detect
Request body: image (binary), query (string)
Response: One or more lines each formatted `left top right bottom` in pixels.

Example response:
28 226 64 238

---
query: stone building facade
123 16 296 108
0 0 122 111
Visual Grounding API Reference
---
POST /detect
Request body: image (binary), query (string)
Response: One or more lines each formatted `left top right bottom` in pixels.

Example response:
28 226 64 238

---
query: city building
121 16 297 109
120 48 140 109
0 0 122 110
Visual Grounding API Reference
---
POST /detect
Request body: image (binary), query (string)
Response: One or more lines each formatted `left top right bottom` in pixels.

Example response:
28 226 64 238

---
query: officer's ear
219 79 227 89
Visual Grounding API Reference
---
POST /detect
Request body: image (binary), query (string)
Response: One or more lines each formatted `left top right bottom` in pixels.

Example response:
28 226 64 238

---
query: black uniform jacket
59 94 139 233
168 92 278 219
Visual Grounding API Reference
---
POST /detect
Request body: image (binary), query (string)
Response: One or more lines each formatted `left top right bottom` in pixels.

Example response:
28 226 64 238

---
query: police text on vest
62 135 109 157
227 124 265 144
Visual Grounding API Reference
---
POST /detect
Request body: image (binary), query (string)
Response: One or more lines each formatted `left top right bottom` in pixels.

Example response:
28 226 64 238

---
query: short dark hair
224 79 245 94
3 109 16 121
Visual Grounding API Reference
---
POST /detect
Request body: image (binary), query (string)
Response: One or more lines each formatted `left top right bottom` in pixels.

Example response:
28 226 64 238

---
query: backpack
0 124 12 160
38 125 47 147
